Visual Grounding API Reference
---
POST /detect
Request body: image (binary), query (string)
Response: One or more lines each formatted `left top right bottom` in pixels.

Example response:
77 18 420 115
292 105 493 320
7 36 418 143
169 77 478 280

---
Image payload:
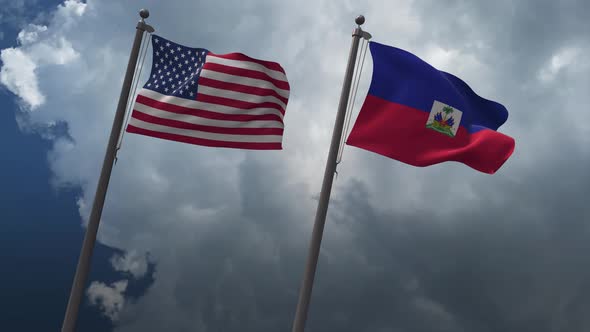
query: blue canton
144 35 208 100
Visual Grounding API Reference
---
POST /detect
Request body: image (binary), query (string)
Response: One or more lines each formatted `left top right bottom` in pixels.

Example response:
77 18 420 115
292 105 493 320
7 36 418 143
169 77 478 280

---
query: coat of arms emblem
426 100 463 137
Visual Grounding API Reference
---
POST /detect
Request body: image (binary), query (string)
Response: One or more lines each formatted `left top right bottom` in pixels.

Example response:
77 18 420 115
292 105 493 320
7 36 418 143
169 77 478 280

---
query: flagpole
291 15 368 332
60 9 154 332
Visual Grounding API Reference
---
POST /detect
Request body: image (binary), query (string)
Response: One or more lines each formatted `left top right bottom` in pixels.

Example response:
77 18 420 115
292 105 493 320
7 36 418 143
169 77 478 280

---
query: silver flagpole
291 15 370 332
61 9 155 332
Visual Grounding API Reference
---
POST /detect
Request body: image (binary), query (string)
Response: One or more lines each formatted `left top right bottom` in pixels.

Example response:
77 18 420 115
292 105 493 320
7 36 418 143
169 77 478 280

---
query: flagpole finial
139 9 149 19
137 9 155 33
355 15 365 26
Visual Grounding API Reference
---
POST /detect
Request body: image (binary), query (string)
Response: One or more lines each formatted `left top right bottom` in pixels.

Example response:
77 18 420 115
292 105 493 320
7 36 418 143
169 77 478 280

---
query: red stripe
196 93 285 114
202 63 290 91
346 95 515 174
136 94 284 123
199 77 289 105
131 110 284 136
126 124 282 150
207 53 286 74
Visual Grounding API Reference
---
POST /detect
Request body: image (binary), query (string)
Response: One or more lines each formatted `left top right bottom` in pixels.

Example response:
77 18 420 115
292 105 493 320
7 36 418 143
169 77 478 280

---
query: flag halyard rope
335 37 369 178
115 32 152 164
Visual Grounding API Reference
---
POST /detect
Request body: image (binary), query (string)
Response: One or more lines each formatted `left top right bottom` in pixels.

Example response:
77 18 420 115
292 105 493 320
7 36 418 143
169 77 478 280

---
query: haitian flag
346 41 515 174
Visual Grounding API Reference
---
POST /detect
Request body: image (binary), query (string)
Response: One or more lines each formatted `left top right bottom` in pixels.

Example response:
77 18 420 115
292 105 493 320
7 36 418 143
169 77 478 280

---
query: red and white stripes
127 52 290 150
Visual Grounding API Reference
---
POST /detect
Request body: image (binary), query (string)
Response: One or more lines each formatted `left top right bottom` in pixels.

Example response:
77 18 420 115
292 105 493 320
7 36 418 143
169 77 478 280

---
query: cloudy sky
1 0 590 331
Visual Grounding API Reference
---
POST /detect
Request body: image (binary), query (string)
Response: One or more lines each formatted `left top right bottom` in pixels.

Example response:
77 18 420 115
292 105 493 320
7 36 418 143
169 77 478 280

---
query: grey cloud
300 154 590 332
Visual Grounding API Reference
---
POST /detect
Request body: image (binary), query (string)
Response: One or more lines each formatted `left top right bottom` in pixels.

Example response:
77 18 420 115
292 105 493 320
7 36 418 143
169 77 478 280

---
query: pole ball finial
355 15 365 25
139 9 149 19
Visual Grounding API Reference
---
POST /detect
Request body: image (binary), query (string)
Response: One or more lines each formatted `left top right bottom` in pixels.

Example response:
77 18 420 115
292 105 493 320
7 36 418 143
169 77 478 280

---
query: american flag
126 34 290 150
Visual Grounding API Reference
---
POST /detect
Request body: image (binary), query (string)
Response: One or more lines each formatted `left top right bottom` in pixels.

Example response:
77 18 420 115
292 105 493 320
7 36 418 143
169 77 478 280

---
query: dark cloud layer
115 145 590 332
293 148 590 332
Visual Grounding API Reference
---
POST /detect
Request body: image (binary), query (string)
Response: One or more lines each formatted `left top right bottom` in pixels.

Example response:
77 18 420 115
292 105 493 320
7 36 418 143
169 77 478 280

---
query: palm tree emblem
426 105 457 137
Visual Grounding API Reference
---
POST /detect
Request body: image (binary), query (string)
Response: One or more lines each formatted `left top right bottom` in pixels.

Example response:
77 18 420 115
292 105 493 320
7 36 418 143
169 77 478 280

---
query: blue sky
0 1 153 330
1 0 590 331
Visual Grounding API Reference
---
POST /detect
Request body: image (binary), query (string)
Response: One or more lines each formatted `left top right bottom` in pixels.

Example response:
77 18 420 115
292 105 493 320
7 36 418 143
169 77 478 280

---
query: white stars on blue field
145 35 208 99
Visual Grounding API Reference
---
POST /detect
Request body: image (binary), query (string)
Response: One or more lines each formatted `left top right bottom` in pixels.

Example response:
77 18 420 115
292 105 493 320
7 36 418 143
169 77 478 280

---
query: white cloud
538 47 580 83
110 251 149 279
58 0 87 17
17 25 48 45
0 48 44 108
0 0 84 110
87 280 128 321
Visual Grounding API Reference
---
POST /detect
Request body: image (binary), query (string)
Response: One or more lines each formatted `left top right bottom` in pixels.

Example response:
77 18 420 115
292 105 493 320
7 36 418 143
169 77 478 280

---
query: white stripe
199 69 290 99
205 55 288 82
197 85 287 110
137 89 284 120
128 117 283 143
134 102 284 128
